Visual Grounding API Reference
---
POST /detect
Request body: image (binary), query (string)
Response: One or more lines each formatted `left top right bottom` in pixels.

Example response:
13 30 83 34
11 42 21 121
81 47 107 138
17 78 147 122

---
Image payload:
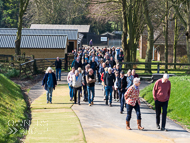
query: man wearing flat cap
153 74 171 131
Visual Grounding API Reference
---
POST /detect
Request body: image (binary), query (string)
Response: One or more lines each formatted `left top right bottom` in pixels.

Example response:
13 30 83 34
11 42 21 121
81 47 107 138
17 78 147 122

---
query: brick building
139 24 187 63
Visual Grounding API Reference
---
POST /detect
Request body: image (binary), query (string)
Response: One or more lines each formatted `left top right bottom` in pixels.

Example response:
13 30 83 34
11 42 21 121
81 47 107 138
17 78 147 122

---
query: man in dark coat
55 57 62 81
104 67 115 107
74 58 82 70
109 56 116 68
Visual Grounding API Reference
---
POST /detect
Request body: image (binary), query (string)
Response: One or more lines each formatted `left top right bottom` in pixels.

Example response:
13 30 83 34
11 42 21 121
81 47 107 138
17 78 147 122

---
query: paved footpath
72 81 190 143
28 73 190 143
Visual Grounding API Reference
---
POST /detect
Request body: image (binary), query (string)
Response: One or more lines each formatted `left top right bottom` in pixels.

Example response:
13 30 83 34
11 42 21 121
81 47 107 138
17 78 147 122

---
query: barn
0 34 68 58
30 24 91 47
0 28 78 53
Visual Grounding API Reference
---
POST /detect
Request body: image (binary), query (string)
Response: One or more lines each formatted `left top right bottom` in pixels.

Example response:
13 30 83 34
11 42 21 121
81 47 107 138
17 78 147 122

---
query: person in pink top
153 74 171 131
124 78 144 130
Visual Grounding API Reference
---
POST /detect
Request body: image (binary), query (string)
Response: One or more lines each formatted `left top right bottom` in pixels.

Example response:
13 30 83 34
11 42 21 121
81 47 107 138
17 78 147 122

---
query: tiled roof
30 24 90 33
0 34 68 49
0 28 77 40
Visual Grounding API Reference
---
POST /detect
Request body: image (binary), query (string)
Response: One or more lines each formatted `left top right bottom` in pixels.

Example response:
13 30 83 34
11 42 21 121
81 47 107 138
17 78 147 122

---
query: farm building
139 23 187 63
0 28 78 53
30 24 91 46
0 34 68 58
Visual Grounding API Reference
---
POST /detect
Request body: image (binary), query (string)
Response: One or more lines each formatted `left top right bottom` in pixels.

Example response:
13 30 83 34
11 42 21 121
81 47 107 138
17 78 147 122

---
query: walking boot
137 120 144 130
109 103 112 107
126 121 131 130
106 100 108 105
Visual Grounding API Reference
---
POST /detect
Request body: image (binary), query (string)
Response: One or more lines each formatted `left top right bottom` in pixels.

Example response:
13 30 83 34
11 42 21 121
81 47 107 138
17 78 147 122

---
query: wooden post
157 63 160 73
33 59 37 75
19 64 22 78
65 53 68 71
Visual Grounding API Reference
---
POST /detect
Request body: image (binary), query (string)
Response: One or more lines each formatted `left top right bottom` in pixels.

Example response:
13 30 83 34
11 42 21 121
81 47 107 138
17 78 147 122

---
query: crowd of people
42 46 171 131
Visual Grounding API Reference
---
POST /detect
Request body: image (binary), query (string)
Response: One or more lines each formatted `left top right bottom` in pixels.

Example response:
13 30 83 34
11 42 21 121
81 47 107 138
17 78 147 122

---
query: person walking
71 70 83 105
42 67 57 104
126 70 134 89
74 58 82 70
86 68 96 106
101 67 108 100
124 78 144 130
89 39 93 47
104 67 115 107
83 65 90 102
153 74 171 131
132 69 139 78
114 71 120 102
67 67 75 101
55 57 62 81
109 56 116 68
116 71 127 114
90 57 97 76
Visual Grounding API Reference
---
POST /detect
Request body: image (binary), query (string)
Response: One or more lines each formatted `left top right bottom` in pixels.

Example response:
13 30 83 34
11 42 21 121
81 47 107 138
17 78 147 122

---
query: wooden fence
120 62 190 73
19 53 74 78
0 53 75 78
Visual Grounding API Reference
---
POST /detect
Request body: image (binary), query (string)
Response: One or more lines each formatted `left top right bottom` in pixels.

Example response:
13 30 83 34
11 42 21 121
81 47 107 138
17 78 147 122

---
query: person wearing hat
124 78 144 130
153 74 171 131
42 67 57 104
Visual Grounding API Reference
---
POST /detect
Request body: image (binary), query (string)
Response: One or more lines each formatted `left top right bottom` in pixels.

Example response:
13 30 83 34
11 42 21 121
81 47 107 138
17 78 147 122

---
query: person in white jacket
67 67 75 101
71 70 83 105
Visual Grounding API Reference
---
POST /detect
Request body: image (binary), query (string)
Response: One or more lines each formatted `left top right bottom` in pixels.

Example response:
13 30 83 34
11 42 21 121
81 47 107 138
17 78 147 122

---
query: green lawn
0 74 28 143
25 85 86 143
140 76 190 129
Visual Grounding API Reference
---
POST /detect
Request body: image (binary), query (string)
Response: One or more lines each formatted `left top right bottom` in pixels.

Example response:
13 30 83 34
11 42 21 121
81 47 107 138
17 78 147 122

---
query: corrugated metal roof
0 28 77 40
30 24 90 33
0 34 68 49
78 33 84 44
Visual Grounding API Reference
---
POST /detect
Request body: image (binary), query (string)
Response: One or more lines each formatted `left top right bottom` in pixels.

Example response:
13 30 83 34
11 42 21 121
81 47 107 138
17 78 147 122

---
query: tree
173 14 178 69
164 1 169 72
15 0 29 55
143 0 154 73
171 0 190 63
0 0 19 28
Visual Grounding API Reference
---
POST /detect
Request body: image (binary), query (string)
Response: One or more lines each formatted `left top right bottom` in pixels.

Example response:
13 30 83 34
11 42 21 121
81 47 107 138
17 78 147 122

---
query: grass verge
0 74 28 143
25 85 86 143
140 76 190 129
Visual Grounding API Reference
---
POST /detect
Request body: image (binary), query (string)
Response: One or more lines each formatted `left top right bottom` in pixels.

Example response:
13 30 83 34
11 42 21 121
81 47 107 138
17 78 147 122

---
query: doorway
67 42 74 53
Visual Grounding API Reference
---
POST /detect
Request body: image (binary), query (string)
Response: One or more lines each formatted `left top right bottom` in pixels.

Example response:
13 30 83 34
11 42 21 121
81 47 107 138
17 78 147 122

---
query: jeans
98 73 101 82
83 85 87 100
105 86 113 103
114 89 119 99
47 87 53 102
56 68 61 80
68 84 73 98
155 100 168 128
87 86 94 104
126 102 141 121
73 87 81 104
120 89 126 112
117 89 121 103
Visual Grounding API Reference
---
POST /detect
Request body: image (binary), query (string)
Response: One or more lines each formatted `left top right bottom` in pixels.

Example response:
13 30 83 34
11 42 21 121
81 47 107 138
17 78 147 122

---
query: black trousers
73 87 81 104
155 100 168 128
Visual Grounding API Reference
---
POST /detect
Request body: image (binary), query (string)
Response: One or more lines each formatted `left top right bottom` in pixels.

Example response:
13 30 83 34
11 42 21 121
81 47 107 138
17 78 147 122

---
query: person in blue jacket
42 67 57 104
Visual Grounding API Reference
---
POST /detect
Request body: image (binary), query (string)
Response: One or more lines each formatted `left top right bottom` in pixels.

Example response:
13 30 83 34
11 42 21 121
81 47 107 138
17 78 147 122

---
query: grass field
140 76 190 129
25 85 86 143
0 74 28 143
